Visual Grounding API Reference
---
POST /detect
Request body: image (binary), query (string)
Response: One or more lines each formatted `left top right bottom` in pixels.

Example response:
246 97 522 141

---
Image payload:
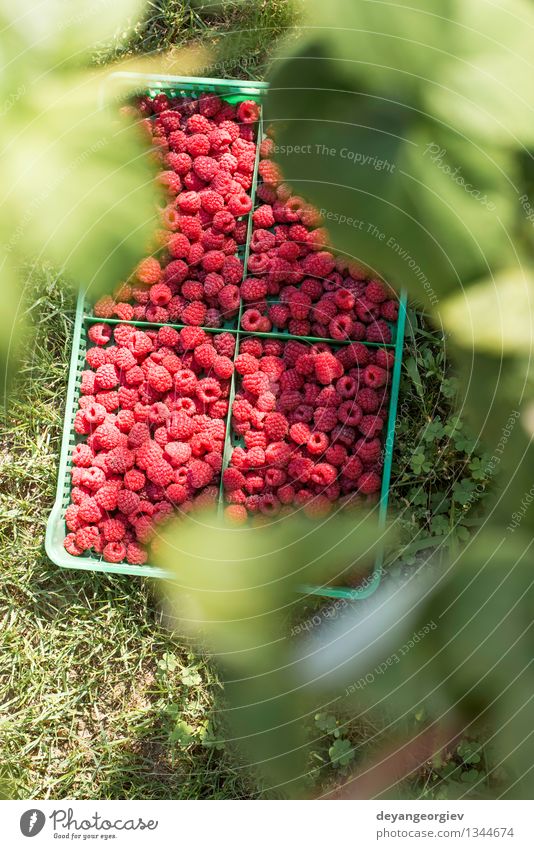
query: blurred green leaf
158 510 384 796
441 269 534 354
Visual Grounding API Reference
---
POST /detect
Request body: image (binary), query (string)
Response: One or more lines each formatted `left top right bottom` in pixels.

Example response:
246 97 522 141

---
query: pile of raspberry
93 92 261 328
240 132 398 342
63 323 235 563
222 337 393 524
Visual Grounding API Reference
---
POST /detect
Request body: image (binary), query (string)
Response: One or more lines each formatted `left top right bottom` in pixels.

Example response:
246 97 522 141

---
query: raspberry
193 155 218 182
288 456 314 483
241 277 268 302
202 250 225 272
64 533 83 556
357 470 381 494
147 363 173 392
177 191 201 213
167 232 191 259
242 371 270 396
307 431 329 455
149 282 172 306
218 285 240 312
359 415 384 438
252 204 275 228
106 446 135 474
303 251 335 279
164 259 189 284
88 324 112 346
381 300 398 321
289 422 310 445
355 437 382 464
222 256 243 285
200 189 224 215
72 443 93 467
363 364 387 388
265 441 292 467
314 351 344 385
313 406 338 432
124 469 146 491
237 100 260 123
103 542 127 563
357 388 380 413
213 355 234 379
137 257 161 284
157 170 182 195
93 296 115 318
196 377 222 404
117 489 141 515
126 542 148 565
365 279 388 303
258 159 282 185
227 193 253 217
213 209 236 233
310 462 337 487
182 301 207 326
225 504 248 524
186 133 210 157
337 401 363 427
366 320 392 344
146 455 174 487
189 459 214 489
343 454 363 480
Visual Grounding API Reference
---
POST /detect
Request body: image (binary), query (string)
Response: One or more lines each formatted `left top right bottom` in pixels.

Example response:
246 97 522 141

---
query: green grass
0 0 494 800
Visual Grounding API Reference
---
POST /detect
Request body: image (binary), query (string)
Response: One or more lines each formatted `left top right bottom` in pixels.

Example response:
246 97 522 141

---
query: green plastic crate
45 73 408 600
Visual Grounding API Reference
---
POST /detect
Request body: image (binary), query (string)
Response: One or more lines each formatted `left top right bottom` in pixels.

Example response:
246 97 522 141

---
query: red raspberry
252 204 275 229
202 250 225 272
227 193 252 217
157 170 182 195
193 155 218 181
199 189 224 215
225 504 247 524
64 533 83 556
116 489 141 515
164 259 189 284
189 459 214 489
358 470 381 494
177 191 201 213
343 454 363 480
137 257 161 284
337 401 363 427
196 377 222 404
237 100 260 123
259 138 275 158
381 300 398 321
146 456 174 486
357 388 380 413
258 159 282 185
242 371 270 396
74 525 101 552
93 296 115 318
288 456 314 483
106 446 135 474
264 441 292 467
365 279 388 303
100 517 126 543
88 324 112 347
166 151 192 174
313 407 338 432
103 542 126 563
72 444 93 467
124 469 146 491
213 355 234 379
218 284 240 312
355 437 382 464
182 301 207 326
303 251 335 279
314 351 344 385
326 444 347 466
180 326 208 349
307 431 329 455
222 256 243 285
168 232 191 259
126 542 148 565
363 364 387 388
186 133 210 157
147 363 173 392
310 462 337 486
359 415 384 438
366 320 392 344
289 422 310 445
148 283 171 307
241 277 268 302
263 412 288 441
